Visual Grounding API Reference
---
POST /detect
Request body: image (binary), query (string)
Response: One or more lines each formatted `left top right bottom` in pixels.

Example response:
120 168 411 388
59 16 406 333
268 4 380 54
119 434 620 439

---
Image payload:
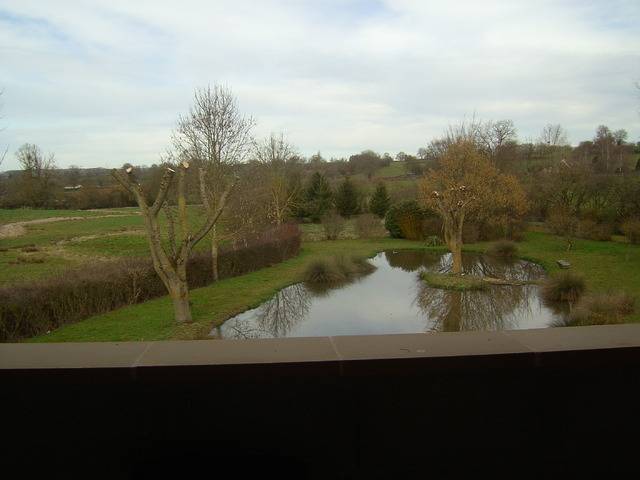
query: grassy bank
28 238 427 342
26 231 640 342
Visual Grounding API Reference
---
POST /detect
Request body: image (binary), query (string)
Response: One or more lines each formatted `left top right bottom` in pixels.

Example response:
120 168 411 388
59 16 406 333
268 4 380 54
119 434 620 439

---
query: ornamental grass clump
303 255 375 286
541 271 586 303
304 259 348 285
556 292 636 327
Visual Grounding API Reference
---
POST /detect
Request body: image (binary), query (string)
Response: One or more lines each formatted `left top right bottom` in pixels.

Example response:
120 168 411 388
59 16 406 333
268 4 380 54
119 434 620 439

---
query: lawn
28 231 640 343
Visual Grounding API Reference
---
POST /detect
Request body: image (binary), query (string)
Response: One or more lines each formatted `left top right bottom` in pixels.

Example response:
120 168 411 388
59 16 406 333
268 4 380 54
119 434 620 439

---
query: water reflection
213 250 565 339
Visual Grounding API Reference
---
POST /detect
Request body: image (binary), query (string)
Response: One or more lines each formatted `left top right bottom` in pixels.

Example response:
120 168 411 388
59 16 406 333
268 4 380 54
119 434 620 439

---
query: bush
541 272 586 303
0 224 301 342
558 292 635 327
487 240 518 258
322 212 346 240
576 219 612 241
621 219 640 244
355 214 386 239
385 201 424 239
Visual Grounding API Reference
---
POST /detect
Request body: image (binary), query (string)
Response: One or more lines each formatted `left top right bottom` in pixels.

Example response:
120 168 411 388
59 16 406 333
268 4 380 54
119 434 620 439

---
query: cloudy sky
1 0 639 170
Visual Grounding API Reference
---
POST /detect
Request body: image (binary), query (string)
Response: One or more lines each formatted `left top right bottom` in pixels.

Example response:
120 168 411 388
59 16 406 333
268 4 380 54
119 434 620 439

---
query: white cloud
0 0 639 169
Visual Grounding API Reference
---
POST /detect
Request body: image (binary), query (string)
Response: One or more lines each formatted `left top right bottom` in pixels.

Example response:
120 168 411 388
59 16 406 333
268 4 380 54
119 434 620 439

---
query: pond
210 250 566 339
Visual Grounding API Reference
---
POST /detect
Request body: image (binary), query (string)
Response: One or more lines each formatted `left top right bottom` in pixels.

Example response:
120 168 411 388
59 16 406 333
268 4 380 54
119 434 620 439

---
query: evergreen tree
369 182 391 218
304 171 333 222
335 177 360 217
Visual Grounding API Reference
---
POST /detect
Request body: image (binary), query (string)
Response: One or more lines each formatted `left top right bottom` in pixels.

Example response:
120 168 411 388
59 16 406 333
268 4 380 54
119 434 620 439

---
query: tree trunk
169 281 192 323
211 227 220 281
451 240 463 274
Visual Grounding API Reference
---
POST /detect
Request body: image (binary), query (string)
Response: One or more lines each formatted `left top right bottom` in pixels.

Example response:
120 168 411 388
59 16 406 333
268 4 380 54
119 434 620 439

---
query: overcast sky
1 0 639 170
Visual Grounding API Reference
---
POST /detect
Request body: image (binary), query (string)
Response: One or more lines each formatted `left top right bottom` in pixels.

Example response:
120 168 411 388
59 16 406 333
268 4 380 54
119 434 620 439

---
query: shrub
558 293 636 327
576 219 612 241
0 224 301 342
621 219 640 244
385 201 424 239
487 240 518 258
546 208 578 237
355 213 386 239
541 272 586 303
21 246 40 253
322 212 345 240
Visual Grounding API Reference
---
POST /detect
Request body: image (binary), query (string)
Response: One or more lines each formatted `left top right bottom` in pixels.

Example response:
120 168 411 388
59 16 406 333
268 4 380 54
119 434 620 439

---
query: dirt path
55 230 146 245
0 213 140 239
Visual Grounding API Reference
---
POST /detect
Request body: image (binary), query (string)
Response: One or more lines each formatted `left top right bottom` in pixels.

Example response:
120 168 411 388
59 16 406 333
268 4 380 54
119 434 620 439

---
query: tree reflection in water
416 282 538 332
214 250 558 339
216 283 311 339
416 254 545 332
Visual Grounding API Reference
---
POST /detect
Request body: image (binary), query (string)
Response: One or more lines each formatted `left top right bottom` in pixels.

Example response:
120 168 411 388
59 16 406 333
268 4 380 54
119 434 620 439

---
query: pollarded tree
335 177 360 217
112 163 234 323
369 182 390 218
419 140 527 274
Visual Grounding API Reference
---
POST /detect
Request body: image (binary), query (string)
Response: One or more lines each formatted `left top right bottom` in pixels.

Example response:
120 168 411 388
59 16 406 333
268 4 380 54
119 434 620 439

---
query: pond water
211 250 566 339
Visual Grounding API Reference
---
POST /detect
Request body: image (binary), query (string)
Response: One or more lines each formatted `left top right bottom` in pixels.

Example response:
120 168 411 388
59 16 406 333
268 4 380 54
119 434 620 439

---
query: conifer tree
304 171 333 222
335 176 360 217
369 182 391 218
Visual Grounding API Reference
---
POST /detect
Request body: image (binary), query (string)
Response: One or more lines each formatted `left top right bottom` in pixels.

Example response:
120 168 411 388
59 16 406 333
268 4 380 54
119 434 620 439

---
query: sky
0 0 639 170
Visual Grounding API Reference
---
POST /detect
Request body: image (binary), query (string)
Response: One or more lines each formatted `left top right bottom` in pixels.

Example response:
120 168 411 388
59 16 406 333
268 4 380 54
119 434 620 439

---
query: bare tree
539 124 569 146
254 133 301 225
171 85 255 280
15 143 57 207
478 119 517 157
112 163 235 323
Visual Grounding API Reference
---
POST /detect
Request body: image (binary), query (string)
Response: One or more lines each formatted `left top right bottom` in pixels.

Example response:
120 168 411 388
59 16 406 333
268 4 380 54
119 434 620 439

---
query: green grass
420 272 487 291
23 230 640 342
